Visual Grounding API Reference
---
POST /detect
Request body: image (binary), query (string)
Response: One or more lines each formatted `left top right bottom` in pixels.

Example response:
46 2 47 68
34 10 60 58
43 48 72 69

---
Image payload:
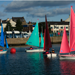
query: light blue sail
40 32 44 48
5 35 9 49
26 21 39 47
0 23 4 47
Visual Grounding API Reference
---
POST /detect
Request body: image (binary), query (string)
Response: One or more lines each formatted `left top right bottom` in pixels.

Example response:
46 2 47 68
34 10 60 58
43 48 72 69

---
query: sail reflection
60 60 75 75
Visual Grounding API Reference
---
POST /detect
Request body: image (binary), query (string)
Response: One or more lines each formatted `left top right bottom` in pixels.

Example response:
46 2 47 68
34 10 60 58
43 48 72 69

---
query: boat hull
43 53 57 58
25 48 44 52
47 53 57 58
0 50 7 54
59 54 75 60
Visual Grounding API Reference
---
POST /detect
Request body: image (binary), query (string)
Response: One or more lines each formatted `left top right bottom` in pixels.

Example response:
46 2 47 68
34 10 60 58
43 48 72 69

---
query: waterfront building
12 17 33 33
0 18 16 32
50 15 70 33
49 19 69 33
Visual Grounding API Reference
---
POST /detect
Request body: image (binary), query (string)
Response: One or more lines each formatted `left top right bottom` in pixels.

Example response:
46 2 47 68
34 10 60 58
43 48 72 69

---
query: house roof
48 21 69 25
0 19 1 24
40 21 69 25
2 20 7 23
12 17 33 25
12 17 25 22
0 19 8 26
65 15 70 22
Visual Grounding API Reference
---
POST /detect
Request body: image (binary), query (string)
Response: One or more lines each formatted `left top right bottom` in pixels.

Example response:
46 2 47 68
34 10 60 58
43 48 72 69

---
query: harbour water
0 44 75 75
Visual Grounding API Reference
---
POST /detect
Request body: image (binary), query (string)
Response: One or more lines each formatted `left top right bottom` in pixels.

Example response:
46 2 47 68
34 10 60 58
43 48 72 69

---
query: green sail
40 32 44 48
26 21 39 47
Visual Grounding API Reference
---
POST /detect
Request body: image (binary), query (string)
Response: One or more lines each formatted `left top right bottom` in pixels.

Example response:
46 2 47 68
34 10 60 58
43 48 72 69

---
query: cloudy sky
0 0 75 22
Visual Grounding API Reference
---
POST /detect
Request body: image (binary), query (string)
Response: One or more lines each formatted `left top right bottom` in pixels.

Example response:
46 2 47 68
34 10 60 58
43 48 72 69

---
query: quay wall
5 36 69 46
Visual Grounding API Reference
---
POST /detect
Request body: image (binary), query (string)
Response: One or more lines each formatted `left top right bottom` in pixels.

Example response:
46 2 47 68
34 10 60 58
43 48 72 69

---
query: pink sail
60 27 70 53
70 7 75 52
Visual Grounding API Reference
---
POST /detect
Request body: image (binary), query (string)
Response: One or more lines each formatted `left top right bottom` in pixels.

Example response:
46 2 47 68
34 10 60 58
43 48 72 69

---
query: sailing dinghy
43 15 57 58
59 6 75 59
0 22 9 54
25 21 44 52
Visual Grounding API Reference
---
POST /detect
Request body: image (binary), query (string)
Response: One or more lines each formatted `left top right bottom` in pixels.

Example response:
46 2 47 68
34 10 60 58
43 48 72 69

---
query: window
66 27 68 29
51 27 53 29
61 27 63 29
56 27 59 29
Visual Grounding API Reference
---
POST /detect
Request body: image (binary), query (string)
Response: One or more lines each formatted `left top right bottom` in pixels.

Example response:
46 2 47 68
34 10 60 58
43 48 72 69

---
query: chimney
61 19 63 22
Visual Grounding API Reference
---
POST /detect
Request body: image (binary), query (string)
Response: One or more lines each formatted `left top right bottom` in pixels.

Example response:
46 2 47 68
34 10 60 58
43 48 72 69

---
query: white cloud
27 7 70 17
0 12 6 17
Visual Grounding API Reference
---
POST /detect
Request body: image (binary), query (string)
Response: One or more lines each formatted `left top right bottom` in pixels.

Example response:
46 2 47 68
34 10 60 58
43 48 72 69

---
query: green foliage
15 19 23 31
39 22 45 33
49 27 51 33
39 22 52 33
4 21 13 32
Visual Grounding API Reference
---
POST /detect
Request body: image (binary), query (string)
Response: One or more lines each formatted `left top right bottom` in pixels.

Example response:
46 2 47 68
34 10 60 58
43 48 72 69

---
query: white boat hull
47 53 57 58
59 54 75 60
43 53 57 58
25 48 44 52
0 50 7 54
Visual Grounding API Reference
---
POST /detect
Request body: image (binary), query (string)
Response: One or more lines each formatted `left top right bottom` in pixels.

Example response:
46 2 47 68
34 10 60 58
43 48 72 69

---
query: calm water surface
0 44 75 75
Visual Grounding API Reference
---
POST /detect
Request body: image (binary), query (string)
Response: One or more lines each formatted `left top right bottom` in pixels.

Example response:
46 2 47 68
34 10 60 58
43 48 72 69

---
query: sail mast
69 6 72 46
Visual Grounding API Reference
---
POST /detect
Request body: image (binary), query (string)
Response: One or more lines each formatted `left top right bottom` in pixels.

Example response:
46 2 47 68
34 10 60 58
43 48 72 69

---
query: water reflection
60 60 75 75
25 53 44 75
27 53 43 60
0 45 71 75
43 57 60 75
0 54 8 74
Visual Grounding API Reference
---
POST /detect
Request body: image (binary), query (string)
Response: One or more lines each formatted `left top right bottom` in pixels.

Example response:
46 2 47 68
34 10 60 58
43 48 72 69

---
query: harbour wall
5 36 69 46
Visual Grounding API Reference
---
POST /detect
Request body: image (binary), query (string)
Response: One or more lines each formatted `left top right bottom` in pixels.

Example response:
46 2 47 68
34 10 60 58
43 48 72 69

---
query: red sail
44 15 52 51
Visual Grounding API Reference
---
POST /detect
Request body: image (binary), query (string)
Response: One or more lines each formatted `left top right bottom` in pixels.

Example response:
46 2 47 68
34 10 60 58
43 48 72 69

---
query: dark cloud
4 1 75 17
4 1 74 12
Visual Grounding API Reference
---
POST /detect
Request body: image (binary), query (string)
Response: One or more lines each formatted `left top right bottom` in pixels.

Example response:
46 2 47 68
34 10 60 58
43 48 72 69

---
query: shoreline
2 36 68 47
1 43 61 48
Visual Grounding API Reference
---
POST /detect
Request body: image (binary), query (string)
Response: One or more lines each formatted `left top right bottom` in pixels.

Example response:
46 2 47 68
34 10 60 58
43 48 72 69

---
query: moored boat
43 15 57 58
59 6 75 59
25 21 44 52
0 21 9 54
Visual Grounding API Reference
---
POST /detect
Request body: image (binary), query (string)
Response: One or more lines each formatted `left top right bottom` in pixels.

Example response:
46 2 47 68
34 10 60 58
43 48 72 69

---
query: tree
4 21 13 32
15 19 23 31
49 27 52 33
39 22 45 33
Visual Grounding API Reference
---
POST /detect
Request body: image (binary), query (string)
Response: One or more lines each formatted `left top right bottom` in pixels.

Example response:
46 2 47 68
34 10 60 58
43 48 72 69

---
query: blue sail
0 23 4 47
5 35 9 49
26 21 39 47
40 32 44 48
